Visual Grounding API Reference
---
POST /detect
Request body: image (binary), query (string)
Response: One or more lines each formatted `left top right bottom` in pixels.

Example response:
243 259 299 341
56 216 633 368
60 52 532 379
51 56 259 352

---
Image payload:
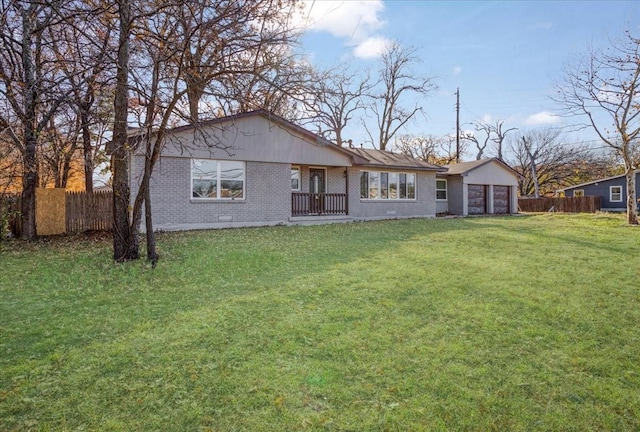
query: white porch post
488 184 494 214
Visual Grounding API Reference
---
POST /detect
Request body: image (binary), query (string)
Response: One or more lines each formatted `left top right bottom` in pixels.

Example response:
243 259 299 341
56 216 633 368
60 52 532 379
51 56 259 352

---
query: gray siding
447 176 465 216
565 173 639 211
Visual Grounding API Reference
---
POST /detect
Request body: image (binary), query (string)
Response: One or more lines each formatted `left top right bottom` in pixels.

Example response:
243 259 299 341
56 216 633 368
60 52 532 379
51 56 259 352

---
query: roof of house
557 170 639 192
440 158 520 176
345 147 446 172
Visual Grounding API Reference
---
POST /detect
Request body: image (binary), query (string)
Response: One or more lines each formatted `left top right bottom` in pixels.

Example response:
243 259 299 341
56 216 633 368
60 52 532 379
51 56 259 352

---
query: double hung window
436 179 447 200
610 186 622 202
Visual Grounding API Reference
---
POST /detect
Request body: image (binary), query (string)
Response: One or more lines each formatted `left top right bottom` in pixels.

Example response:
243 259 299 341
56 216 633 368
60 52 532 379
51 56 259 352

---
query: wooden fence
66 191 113 233
518 196 601 213
2 191 113 237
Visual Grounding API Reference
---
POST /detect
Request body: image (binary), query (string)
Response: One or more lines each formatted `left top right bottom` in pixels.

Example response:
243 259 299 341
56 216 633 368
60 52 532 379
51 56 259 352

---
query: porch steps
288 215 353 225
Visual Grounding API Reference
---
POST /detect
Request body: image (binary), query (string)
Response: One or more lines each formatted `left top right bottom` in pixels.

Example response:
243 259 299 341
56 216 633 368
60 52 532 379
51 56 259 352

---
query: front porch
291 192 349 216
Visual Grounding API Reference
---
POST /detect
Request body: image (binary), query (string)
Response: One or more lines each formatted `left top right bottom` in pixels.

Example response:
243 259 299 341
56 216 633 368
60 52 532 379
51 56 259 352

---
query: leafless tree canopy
507 128 601 197
366 42 437 151
555 30 640 223
393 134 463 165
305 67 373 147
461 120 516 161
110 0 303 262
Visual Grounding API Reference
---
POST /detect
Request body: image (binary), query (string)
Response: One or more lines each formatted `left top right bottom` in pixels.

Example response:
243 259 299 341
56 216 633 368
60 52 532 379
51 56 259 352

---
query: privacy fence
1 190 113 237
518 196 601 213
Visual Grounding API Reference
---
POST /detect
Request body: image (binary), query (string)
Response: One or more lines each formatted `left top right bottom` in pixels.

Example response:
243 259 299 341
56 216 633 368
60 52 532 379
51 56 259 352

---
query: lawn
1 214 639 431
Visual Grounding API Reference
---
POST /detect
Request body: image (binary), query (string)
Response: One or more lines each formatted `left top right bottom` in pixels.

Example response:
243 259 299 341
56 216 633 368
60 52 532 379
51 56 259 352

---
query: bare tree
366 42 437 150
508 128 594 197
461 122 492 160
393 134 464 164
492 120 517 161
555 30 640 224
461 119 516 160
109 0 301 264
111 0 135 261
0 1 63 240
50 13 114 192
306 67 372 146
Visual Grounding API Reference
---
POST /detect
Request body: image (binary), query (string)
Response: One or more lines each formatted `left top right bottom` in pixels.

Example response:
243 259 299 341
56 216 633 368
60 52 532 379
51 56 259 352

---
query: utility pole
455 88 460 163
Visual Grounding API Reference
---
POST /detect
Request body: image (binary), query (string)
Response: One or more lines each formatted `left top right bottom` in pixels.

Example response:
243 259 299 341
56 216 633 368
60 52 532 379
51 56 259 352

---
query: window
291 167 300 190
369 171 380 199
436 179 447 200
610 185 622 202
192 159 245 199
573 189 584 198
359 170 417 200
380 173 388 199
407 174 416 199
360 171 369 199
388 173 398 199
399 173 407 199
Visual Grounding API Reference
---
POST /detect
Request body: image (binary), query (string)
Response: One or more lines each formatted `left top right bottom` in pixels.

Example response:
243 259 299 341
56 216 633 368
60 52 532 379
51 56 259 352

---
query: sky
297 0 640 157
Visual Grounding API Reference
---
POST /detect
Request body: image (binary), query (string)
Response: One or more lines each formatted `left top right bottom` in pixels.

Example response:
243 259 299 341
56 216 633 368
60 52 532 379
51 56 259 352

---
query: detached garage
436 158 519 216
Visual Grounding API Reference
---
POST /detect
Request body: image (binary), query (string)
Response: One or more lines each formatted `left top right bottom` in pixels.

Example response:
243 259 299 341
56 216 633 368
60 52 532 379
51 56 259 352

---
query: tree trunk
20 6 37 241
112 0 137 261
624 165 638 225
81 110 94 192
144 177 158 266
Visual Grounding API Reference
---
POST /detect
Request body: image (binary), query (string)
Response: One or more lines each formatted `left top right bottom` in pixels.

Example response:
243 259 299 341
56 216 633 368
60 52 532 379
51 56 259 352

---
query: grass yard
1 213 639 431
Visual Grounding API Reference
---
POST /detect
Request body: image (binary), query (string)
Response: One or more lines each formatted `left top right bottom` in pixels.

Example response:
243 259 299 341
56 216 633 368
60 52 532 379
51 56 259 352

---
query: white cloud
452 66 462 75
353 36 392 59
299 1 388 58
524 111 560 125
301 1 385 39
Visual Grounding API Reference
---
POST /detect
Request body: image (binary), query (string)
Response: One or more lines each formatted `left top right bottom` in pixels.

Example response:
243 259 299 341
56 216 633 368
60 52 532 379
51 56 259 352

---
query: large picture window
192 159 245 199
360 170 417 200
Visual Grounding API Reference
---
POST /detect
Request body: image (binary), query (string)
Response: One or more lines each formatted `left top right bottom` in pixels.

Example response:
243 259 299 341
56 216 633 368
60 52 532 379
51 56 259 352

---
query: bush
0 194 20 240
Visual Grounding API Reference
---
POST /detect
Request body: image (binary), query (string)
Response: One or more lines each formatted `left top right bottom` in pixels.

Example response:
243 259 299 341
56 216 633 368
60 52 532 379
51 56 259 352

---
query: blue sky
298 1 640 155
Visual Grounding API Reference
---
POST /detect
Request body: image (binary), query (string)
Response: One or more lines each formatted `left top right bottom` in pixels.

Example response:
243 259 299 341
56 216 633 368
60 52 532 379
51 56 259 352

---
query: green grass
1 214 639 431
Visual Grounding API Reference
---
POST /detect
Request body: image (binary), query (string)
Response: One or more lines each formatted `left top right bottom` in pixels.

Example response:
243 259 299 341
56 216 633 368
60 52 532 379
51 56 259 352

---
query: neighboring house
558 171 640 212
127 110 445 231
436 158 520 216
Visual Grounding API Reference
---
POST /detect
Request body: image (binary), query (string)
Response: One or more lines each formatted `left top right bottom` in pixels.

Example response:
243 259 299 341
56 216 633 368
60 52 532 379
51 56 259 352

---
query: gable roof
345 147 446 172
440 158 520 176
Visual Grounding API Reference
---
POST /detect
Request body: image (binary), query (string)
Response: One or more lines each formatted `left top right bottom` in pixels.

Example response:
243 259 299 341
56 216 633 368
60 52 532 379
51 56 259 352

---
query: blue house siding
561 172 640 211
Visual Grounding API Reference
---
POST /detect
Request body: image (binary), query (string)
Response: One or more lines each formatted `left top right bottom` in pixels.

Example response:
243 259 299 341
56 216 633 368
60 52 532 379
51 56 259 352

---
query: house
436 158 520 216
127 110 446 231
558 171 640 212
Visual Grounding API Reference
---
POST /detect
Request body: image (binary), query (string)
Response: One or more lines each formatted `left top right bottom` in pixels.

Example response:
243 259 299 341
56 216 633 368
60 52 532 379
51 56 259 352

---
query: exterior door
468 184 487 215
309 168 326 214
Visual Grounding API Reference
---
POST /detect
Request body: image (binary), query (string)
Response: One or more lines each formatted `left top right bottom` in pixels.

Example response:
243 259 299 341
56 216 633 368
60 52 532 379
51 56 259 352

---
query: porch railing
291 192 348 216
